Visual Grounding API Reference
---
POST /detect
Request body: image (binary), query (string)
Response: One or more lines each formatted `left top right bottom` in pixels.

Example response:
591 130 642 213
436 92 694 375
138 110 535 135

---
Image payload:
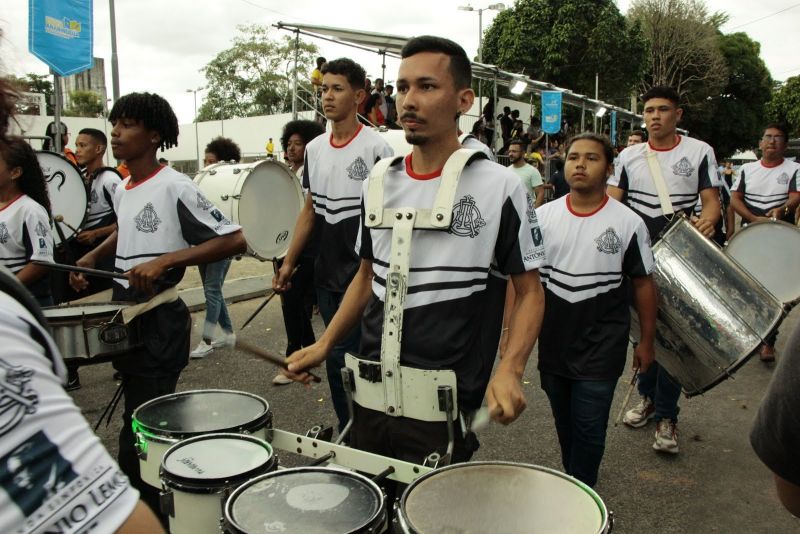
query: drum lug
233 168 242 174
209 170 217 175
134 432 148 460
220 194 230 201
232 194 242 200
160 490 175 518
304 425 333 442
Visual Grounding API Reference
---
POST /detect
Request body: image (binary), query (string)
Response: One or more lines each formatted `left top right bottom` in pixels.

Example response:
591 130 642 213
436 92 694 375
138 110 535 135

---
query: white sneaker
190 340 214 359
623 395 655 428
272 373 293 385
212 332 236 349
653 419 679 454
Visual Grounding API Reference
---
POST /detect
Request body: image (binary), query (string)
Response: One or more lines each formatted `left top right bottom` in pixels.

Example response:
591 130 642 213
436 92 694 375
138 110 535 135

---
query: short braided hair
109 92 179 150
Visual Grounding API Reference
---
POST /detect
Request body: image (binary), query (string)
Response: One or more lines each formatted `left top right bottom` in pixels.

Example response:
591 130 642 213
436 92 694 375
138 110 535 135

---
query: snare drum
36 151 88 246
43 302 140 362
195 160 303 260
725 220 800 306
631 216 784 396
223 467 386 534
133 390 272 488
397 462 611 534
160 433 277 534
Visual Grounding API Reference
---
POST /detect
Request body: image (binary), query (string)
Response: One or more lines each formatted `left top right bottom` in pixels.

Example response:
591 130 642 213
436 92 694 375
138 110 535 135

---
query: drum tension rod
309 452 336 466
371 466 395 484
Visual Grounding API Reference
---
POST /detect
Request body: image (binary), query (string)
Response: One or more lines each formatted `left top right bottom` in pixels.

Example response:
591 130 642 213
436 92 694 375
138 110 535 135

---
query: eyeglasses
762 134 786 142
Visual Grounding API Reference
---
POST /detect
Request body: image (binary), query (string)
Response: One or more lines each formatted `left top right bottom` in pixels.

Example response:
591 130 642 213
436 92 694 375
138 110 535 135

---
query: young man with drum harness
283 36 545 466
608 86 722 454
69 92 246 519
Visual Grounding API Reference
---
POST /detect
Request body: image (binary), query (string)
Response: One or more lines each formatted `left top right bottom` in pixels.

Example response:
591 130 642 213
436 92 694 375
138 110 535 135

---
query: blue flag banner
610 110 618 146
541 91 562 135
29 0 93 77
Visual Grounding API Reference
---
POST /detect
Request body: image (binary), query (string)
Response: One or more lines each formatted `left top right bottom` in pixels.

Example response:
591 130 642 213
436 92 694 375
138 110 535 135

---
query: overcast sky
2 0 798 124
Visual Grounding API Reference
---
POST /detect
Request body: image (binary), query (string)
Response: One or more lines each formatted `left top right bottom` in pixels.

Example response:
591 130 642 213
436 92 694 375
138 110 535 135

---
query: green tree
481 0 647 106
197 25 319 121
688 32 773 159
767 76 800 137
8 73 54 115
64 90 104 117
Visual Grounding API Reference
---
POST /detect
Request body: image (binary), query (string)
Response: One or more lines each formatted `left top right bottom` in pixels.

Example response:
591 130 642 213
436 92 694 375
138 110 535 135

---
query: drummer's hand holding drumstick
689 215 715 238
631 276 658 374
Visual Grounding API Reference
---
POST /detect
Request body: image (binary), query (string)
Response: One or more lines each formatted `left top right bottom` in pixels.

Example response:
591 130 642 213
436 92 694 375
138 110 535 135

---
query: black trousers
275 256 316 355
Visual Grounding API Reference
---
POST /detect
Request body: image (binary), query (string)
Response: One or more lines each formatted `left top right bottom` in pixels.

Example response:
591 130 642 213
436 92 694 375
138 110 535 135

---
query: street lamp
458 3 505 122
186 86 204 172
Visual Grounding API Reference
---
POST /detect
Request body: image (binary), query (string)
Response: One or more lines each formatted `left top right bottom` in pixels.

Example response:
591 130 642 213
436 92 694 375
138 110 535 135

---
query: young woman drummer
0 136 54 306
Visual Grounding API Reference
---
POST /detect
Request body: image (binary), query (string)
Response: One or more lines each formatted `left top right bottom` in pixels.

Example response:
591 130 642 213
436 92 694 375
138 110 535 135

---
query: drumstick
614 367 640 427
226 338 322 383
32 260 128 281
54 214 80 235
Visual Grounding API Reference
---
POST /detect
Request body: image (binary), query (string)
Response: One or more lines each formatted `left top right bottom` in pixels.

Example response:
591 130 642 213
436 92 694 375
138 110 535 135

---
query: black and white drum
631 216 785 395
725 220 800 306
35 151 88 246
195 160 303 260
132 389 272 488
43 302 141 363
160 433 277 534
223 467 387 534
397 462 611 533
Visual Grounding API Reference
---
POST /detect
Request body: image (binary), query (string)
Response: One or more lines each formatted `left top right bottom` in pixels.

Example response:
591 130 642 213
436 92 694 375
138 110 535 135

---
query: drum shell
195 161 303 261
133 390 273 488
222 467 387 534
42 302 141 362
35 151 89 245
160 434 277 534
397 461 610 534
633 216 784 396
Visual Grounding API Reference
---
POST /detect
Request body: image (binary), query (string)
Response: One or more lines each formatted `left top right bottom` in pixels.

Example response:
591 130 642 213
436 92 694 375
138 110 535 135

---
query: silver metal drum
43 302 141 363
397 462 611 534
631 216 784 396
725 220 800 306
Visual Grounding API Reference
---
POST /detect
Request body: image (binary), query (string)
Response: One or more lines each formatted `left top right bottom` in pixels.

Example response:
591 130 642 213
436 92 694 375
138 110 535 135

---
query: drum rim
43 301 135 317
132 389 272 440
160 433 276 494
222 466 386 534
36 150 90 243
397 461 609 534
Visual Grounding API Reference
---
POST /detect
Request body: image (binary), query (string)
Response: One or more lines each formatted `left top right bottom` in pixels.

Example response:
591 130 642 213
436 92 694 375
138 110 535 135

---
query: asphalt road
68 275 800 533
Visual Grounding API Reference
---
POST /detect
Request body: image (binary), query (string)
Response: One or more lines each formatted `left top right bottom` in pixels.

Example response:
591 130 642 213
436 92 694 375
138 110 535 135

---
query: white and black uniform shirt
609 136 721 240
0 292 138 533
0 195 53 299
357 154 545 410
537 195 654 380
112 165 241 301
303 125 393 292
461 134 496 162
733 159 800 217
84 168 121 230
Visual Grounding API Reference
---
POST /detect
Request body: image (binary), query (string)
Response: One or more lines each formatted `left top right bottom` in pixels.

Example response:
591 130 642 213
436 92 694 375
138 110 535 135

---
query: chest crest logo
134 202 162 233
672 157 695 178
0 223 9 244
777 172 790 185
0 358 38 437
450 195 486 238
90 189 98 204
595 227 622 255
346 157 370 181
197 192 213 210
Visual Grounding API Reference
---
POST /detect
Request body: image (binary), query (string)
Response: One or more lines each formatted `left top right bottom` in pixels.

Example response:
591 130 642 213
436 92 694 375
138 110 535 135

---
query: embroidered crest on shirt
346 157 370 181
111 182 119 195
0 223 9 244
595 227 622 255
526 193 538 224
197 192 213 210
0 358 39 437
90 189 98 204
672 157 695 178
450 195 486 238
35 221 48 238
777 172 790 185
134 202 162 233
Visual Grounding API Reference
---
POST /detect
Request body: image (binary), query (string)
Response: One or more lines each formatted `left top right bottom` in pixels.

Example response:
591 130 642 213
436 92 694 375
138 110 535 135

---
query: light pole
458 3 505 116
186 86 204 172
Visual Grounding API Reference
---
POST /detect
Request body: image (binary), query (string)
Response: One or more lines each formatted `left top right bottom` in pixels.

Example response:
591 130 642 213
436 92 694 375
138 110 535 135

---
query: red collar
566 194 609 217
405 154 442 180
648 135 681 152
0 193 24 212
760 158 784 169
125 165 165 190
330 124 363 148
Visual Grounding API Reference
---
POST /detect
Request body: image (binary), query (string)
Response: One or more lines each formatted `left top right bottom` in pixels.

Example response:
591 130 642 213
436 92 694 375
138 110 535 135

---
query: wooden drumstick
225 337 322 384
614 367 640 427
54 214 80 235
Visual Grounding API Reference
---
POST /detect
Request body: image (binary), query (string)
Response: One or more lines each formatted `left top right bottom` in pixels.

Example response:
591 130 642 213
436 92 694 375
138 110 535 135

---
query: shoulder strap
365 156 404 228
645 146 674 215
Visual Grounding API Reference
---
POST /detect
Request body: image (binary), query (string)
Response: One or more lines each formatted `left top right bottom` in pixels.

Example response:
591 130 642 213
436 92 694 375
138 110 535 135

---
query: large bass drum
195 160 303 261
35 151 88 246
631 216 784 396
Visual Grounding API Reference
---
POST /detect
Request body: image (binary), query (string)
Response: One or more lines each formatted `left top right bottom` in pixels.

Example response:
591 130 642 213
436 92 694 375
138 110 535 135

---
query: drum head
401 462 608 534
725 220 800 304
36 151 88 245
162 433 274 491
132 390 271 439
225 468 384 534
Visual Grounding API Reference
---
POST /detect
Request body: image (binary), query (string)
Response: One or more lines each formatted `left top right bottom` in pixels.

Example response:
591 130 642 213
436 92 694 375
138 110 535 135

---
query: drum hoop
223 466 386 534
36 150 90 240
398 461 609 534
43 301 135 319
160 433 276 493
132 389 272 439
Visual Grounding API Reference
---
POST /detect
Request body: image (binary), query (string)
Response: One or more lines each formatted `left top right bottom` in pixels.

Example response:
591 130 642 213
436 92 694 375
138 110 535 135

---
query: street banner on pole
29 0 93 77
611 110 618 146
541 91 562 135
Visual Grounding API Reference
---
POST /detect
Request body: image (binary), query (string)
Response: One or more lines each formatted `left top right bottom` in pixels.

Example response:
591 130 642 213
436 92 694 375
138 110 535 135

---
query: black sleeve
177 199 223 246
302 153 310 190
358 199 373 260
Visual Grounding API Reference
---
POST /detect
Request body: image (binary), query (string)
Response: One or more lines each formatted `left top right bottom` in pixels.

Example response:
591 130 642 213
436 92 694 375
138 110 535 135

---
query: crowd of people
1 29 799 532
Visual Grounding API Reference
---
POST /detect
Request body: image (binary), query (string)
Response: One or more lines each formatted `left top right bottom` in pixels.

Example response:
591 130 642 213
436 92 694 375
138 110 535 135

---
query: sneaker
65 375 81 392
212 332 236 349
623 395 655 428
272 373 293 385
759 344 776 363
653 419 679 454
190 341 214 359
